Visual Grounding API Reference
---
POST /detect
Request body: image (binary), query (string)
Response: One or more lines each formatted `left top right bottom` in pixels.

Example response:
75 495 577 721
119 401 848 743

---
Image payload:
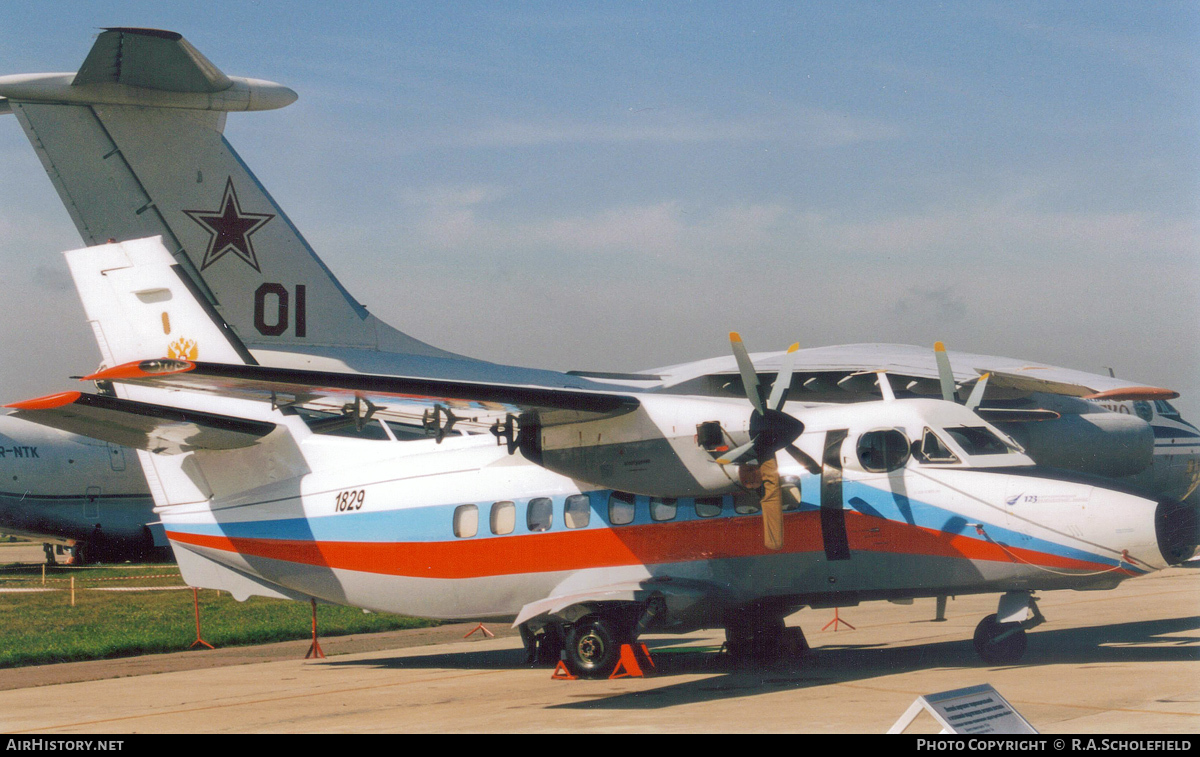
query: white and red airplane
2 27 1197 572
8 236 1198 677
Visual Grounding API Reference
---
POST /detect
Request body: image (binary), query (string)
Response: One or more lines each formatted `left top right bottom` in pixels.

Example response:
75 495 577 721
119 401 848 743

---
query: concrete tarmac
0 568 1197 734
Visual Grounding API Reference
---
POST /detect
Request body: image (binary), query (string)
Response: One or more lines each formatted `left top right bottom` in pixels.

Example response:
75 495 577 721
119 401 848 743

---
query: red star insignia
184 179 275 272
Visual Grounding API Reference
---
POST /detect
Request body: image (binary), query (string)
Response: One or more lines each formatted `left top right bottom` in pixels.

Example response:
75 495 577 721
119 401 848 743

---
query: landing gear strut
519 622 563 667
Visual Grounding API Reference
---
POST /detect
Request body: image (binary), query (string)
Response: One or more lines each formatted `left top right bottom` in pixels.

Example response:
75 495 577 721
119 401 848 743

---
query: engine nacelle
537 396 752 497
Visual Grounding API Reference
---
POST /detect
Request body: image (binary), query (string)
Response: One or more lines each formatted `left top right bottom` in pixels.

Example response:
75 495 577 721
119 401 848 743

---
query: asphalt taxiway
0 568 1196 733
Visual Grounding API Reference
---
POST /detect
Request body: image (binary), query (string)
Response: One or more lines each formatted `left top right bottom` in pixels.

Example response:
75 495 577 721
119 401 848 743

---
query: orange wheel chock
551 660 578 680
609 643 657 679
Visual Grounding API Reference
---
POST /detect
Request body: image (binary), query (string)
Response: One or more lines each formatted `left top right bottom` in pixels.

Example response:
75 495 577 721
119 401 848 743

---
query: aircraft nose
1156 496 1199 565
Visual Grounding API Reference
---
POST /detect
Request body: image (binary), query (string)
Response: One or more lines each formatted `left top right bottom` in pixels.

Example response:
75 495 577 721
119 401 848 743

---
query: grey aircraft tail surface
0 27 455 366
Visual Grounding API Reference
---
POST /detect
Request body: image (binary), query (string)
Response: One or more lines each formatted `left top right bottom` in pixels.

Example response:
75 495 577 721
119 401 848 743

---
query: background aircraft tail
0 27 456 360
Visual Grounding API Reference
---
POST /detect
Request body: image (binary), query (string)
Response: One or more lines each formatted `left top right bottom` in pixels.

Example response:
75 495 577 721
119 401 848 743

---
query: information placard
888 684 1038 734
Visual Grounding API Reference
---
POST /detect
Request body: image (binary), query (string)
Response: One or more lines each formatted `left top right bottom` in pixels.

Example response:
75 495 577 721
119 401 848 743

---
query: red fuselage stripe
166 511 1131 579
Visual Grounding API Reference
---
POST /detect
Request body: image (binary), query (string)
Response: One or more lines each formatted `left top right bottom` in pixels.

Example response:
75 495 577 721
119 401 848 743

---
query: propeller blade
766 342 800 411
934 341 957 403
715 439 757 466
760 457 784 551
964 372 990 410
876 370 896 401
730 332 765 414
784 443 822 474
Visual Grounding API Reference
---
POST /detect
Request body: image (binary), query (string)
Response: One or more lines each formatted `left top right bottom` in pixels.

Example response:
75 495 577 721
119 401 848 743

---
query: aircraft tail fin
13 233 315 602
66 236 255 370
1 28 456 360
62 235 310 498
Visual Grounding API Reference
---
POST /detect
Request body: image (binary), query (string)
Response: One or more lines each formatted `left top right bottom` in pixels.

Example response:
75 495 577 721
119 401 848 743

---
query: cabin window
609 492 636 525
734 491 761 514
527 497 553 532
490 501 515 535
781 475 802 511
565 494 590 529
857 429 911 472
945 426 1012 456
695 496 723 518
650 497 677 521
453 504 478 538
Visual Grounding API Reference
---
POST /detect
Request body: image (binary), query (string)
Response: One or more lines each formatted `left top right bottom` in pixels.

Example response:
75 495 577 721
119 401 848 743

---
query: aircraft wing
73 358 643 428
5 390 276 455
647 343 1179 403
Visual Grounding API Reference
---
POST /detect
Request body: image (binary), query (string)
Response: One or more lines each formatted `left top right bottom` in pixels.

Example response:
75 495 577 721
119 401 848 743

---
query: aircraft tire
973 614 1027 665
563 615 624 679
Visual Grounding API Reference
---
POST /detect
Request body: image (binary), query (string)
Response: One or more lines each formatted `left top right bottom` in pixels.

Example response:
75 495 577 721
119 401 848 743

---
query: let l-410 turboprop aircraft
8 237 1199 677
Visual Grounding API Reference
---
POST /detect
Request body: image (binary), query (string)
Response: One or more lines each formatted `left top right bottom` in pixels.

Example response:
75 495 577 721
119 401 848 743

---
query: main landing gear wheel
973 613 1028 665
564 615 625 679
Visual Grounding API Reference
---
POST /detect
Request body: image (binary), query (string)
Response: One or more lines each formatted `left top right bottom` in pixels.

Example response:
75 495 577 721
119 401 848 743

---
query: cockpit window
856 429 911 472
945 426 1013 456
1155 400 1182 420
915 427 959 464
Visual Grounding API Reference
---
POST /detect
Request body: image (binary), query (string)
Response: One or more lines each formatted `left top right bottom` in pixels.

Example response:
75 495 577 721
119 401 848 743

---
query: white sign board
888 684 1038 734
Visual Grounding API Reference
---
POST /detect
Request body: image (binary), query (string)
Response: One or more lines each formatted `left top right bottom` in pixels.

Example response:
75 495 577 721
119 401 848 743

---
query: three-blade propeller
716 333 820 551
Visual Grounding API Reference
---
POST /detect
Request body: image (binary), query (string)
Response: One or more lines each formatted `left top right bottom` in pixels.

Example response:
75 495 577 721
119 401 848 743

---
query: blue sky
0 2 1197 416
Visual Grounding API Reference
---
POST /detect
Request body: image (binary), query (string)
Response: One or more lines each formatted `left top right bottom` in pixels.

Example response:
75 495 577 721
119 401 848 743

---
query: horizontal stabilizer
74 28 233 93
84 358 643 426
0 27 295 112
5 390 276 454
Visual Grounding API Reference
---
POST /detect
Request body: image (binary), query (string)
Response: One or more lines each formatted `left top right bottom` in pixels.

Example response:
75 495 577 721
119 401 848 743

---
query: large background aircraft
1 21 1197 560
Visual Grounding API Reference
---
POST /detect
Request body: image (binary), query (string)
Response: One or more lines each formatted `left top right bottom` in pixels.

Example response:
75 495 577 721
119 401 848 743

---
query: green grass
0 563 437 668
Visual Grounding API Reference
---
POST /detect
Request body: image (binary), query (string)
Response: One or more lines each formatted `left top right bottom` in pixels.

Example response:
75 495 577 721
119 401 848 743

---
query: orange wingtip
83 359 195 382
1084 387 1180 402
5 391 82 410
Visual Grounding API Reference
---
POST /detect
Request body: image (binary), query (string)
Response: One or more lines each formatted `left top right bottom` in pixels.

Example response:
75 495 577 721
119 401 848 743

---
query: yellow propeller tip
934 341 946 351
787 343 800 353
729 332 742 342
